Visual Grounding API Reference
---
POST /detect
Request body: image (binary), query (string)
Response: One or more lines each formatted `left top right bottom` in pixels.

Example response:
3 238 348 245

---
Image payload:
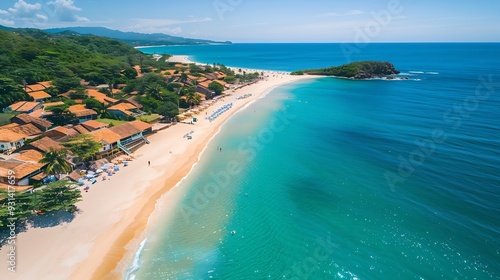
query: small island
291 61 400 79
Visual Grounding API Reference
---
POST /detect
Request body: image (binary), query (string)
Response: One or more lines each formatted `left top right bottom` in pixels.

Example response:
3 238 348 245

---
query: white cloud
0 10 9 16
0 18 15 26
36 13 47 20
8 0 42 18
48 0 88 22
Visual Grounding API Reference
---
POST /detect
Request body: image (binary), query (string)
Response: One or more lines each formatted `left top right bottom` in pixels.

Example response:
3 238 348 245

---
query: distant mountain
44 26 231 47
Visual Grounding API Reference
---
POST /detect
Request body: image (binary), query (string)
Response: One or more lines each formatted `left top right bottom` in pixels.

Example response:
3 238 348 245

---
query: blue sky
0 0 499 42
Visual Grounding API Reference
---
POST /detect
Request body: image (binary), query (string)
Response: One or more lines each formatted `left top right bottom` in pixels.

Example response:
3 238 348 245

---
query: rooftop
0 129 26 142
81 120 109 131
28 137 65 153
8 101 41 112
90 128 122 144
28 91 51 100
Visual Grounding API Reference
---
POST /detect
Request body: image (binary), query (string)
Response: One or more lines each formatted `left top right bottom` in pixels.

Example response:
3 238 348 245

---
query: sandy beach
0 56 316 280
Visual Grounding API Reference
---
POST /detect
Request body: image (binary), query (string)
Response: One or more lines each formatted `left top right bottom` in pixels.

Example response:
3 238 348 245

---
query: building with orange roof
81 120 108 132
15 149 44 163
0 123 42 138
43 101 65 108
0 129 26 153
22 137 65 154
6 101 43 114
11 114 53 131
68 105 98 123
23 81 51 93
42 126 80 142
0 160 46 186
87 89 118 106
28 91 51 102
107 102 140 118
90 128 122 155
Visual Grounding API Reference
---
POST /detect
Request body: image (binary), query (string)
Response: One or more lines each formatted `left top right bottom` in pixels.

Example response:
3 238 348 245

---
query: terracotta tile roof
29 109 44 118
90 128 122 144
28 137 65 153
0 161 45 179
81 120 108 131
43 101 65 108
12 114 52 130
129 120 152 132
30 172 48 181
87 89 118 105
68 105 98 118
109 123 141 139
0 183 33 192
108 103 137 116
73 125 90 134
15 149 44 163
0 129 26 142
8 101 41 112
24 81 51 93
28 91 51 100
214 80 227 86
125 97 143 109
2 123 42 136
49 126 79 137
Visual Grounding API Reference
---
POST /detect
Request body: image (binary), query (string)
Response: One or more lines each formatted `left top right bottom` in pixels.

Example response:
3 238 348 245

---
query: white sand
0 55 317 279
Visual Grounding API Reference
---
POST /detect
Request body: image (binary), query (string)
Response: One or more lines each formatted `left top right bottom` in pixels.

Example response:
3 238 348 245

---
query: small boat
231 230 236 236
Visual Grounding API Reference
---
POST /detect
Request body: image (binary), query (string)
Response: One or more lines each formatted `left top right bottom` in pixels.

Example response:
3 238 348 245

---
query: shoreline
0 55 318 280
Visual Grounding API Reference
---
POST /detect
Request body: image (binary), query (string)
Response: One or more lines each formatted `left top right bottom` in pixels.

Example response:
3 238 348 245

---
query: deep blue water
131 43 500 279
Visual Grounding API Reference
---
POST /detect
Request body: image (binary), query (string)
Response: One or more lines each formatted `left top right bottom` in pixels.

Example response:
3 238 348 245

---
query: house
22 137 65 154
107 103 140 118
23 81 51 93
0 123 42 138
15 149 44 163
28 91 51 102
0 160 45 186
89 120 152 157
90 128 122 156
129 120 153 135
68 105 98 123
0 130 26 153
11 114 53 132
42 126 80 142
81 120 108 132
87 89 118 106
6 101 43 114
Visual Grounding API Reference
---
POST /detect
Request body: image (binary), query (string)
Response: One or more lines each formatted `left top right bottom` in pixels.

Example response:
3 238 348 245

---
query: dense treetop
292 61 400 79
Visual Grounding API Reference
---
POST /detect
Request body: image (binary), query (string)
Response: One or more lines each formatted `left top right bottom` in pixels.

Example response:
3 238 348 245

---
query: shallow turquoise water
130 44 500 279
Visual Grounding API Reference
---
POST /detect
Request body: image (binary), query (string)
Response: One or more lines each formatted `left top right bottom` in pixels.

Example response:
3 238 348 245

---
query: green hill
292 61 400 79
44 26 232 47
0 26 169 109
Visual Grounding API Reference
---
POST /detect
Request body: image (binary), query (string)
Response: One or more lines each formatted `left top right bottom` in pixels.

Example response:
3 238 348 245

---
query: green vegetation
208 81 225 95
39 148 73 175
0 27 171 109
0 112 15 126
96 118 127 125
62 134 103 164
0 180 81 230
137 114 160 123
293 61 400 79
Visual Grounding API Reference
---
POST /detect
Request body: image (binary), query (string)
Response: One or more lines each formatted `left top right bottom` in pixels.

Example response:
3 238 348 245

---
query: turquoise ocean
130 44 500 279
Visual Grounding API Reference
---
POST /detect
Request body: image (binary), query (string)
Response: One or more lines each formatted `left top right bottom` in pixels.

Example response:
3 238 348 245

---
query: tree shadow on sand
0 208 81 247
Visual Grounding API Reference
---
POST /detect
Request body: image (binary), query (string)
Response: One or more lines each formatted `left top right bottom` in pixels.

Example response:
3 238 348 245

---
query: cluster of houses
162 65 230 100
0 63 234 190
5 81 147 123
0 79 157 189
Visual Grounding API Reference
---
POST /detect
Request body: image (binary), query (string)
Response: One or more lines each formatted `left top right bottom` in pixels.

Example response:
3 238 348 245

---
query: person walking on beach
148 161 150 166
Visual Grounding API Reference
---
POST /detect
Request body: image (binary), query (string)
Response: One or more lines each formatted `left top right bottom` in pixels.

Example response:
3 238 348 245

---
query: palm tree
40 148 72 176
